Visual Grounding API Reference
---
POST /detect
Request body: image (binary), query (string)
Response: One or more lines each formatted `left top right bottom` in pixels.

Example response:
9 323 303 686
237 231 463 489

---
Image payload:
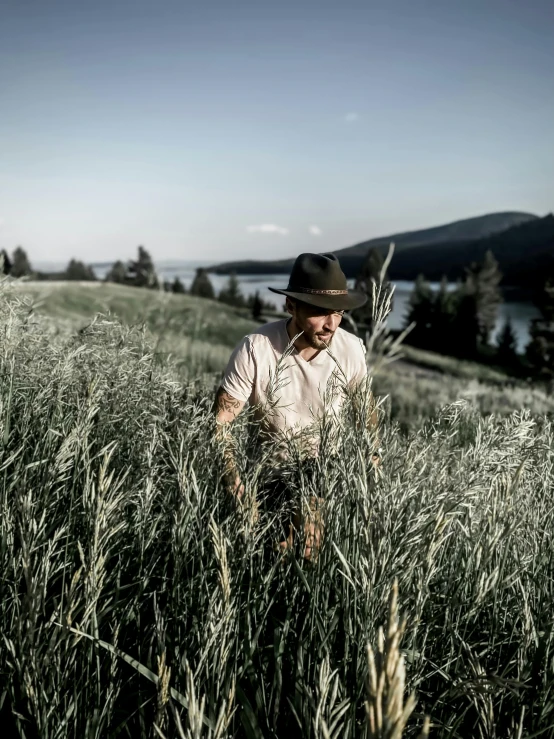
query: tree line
0 246 96 282
186 247 554 383
0 247 35 278
352 246 554 382
0 245 272 321
177 267 274 319
3 243 552 381
105 249 273 318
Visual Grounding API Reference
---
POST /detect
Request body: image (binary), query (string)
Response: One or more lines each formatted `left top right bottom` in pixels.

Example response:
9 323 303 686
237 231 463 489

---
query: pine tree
127 246 159 289
353 248 391 327
105 260 128 284
430 276 458 353
171 276 186 294
526 274 554 380
445 251 502 359
64 259 96 281
497 317 518 366
11 246 32 277
466 250 503 346
0 249 12 275
449 283 480 358
405 274 434 348
190 268 215 300
218 271 244 307
251 291 263 320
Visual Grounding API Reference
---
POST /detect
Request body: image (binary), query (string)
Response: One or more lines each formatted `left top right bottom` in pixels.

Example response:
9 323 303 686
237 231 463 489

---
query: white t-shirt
220 319 367 456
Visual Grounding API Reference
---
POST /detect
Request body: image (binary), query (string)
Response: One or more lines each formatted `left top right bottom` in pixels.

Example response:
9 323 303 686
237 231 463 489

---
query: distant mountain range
210 211 554 289
387 213 554 286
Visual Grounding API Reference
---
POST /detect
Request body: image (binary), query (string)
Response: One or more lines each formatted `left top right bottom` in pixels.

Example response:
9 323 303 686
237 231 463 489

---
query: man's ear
285 297 295 316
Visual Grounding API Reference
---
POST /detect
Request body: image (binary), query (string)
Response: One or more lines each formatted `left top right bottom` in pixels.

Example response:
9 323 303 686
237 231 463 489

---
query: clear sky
1 0 553 264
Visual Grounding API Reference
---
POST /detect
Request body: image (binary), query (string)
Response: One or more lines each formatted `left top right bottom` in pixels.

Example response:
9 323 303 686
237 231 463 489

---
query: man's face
288 299 344 350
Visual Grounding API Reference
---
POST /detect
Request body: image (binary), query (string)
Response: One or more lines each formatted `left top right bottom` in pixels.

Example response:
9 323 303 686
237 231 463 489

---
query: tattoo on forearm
213 389 241 485
215 388 242 415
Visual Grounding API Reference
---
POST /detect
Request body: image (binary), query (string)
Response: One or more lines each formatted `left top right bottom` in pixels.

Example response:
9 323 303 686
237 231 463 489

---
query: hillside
2 276 554 738
390 213 554 287
9 279 554 421
11 280 256 343
10 281 259 375
211 211 537 276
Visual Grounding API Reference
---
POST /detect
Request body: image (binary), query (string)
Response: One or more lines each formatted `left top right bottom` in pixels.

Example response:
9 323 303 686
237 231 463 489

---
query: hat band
288 285 348 295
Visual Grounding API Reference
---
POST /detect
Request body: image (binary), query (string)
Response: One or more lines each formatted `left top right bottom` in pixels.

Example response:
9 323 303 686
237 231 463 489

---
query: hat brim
268 287 367 311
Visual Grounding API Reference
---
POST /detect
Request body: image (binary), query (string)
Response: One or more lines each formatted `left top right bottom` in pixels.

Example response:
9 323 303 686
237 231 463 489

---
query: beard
303 327 336 350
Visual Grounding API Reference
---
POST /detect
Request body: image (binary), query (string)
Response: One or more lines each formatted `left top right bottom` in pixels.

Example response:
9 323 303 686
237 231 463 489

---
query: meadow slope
11 280 554 423
11 280 257 375
1 281 554 737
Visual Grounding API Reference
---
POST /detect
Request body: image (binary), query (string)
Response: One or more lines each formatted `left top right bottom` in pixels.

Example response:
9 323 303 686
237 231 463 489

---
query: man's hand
226 474 259 525
227 473 245 502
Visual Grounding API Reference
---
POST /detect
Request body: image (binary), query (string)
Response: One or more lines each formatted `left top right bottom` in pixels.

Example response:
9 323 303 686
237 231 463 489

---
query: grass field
11 280 554 424
2 279 554 737
11 280 258 376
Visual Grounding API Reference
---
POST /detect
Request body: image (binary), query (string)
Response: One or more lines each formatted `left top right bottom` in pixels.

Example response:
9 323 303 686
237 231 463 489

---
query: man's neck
286 318 321 362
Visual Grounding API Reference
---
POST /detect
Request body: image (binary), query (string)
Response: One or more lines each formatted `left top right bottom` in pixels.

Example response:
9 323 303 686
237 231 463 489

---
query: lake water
37 259 540 353
144 262 539 352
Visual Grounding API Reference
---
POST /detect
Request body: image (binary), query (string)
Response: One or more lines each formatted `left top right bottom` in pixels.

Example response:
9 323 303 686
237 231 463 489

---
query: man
214 252 379 559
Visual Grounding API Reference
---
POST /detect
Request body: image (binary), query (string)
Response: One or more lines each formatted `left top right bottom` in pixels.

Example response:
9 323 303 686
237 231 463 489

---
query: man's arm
214 387 246 500
215 387 245 424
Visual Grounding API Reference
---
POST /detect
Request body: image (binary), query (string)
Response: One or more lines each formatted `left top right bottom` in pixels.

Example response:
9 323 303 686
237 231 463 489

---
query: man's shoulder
236 319 287 354
245 319 287 343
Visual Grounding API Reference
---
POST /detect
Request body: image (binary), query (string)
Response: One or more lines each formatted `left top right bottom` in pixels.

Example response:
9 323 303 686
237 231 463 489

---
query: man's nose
323 313 341 331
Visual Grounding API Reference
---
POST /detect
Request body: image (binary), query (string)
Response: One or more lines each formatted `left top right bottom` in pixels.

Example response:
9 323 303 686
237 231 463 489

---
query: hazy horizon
27 208 546 270
1 0 553 263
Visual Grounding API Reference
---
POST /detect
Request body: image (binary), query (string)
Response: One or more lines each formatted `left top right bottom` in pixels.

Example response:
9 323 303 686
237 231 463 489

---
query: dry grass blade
364 580 429 739
57 624 215 731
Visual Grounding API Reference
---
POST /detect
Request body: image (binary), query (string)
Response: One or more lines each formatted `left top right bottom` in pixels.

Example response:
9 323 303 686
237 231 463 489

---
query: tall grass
1 283 554 737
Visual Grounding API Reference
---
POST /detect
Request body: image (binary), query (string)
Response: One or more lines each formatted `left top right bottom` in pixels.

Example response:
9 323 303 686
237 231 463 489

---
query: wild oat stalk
1 279 554 738
362 242 415 375
365 580 429 739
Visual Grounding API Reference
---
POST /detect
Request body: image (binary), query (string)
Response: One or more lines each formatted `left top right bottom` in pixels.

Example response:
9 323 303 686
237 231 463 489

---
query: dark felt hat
268 252 367 311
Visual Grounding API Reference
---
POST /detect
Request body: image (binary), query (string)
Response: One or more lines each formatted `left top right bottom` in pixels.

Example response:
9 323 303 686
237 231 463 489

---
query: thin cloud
309 225 322 236
247 224 289 236
344 112 359 123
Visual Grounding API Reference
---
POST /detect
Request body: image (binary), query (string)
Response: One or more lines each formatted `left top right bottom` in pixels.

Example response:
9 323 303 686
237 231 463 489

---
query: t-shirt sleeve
220 336 256 403
350 336 368 387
